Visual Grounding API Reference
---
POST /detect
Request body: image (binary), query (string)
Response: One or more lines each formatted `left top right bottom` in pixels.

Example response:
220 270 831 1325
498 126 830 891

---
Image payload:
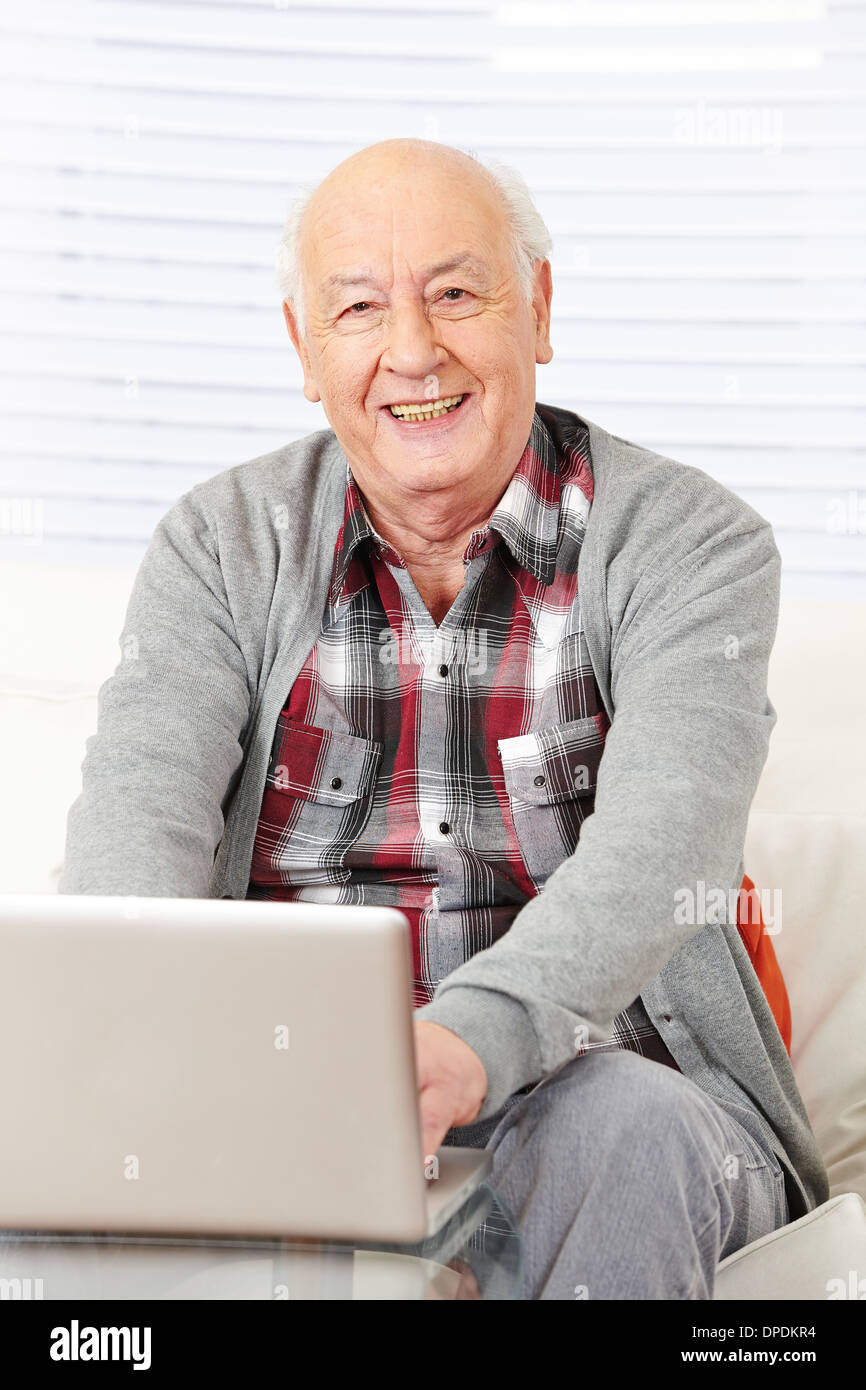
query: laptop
0 894 491 1243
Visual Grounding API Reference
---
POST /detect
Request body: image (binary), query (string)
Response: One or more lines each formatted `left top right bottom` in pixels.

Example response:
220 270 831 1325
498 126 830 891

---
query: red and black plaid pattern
248 404 678 1071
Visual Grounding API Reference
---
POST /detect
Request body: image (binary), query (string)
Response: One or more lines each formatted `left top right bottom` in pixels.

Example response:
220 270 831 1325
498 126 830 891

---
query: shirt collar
476 410 560 585
325 465 378 620
325 409 563 624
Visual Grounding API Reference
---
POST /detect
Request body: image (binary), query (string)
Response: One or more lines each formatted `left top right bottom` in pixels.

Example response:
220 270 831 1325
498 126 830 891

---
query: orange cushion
736 872 792 1054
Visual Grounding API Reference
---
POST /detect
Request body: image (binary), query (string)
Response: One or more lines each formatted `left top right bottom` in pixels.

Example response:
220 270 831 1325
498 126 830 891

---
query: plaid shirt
247 405 678 1072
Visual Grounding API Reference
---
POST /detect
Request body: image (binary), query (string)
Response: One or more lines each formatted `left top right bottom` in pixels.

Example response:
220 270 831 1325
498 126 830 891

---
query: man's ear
532 259 554 366
282 300 321 403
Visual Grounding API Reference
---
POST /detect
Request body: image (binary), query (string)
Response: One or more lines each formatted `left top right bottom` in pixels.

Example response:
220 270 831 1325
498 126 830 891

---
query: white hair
275 145 552 338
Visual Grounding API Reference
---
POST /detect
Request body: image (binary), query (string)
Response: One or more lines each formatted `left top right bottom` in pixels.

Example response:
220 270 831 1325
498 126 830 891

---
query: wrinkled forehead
299 166 514 297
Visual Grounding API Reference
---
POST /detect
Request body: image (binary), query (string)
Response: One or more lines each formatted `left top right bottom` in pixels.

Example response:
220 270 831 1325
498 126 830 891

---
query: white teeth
389 394 464 420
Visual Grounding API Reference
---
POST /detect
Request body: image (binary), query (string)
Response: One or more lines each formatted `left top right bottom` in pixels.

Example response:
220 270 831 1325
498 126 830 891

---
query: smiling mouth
387 394 466 421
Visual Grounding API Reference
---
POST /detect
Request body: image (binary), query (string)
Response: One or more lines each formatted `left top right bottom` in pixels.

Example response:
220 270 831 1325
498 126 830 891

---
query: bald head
308 138 493 214
301 140 501 264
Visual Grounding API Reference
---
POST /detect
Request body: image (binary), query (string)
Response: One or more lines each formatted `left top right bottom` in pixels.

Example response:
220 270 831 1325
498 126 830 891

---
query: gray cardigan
59 409 829 1220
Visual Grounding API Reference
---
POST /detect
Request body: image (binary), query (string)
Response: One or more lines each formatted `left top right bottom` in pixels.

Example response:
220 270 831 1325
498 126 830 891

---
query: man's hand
414 1020 488 1161
424 1258 483 1301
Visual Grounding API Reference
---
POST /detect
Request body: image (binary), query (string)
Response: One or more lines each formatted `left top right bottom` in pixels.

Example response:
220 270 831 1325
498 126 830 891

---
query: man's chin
369 426 486 488
373 455 483 497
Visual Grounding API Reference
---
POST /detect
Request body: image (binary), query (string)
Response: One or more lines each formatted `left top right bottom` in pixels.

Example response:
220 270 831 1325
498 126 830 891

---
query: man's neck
354 473 508 567
356 484 503 627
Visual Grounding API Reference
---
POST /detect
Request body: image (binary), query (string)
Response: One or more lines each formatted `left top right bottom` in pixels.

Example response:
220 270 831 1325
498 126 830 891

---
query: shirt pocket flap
498 712 608 806
268 721 382 806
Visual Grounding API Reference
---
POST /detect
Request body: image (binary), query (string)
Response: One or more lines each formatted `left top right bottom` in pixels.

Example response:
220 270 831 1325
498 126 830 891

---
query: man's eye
348 301 371 313
442 288 466 301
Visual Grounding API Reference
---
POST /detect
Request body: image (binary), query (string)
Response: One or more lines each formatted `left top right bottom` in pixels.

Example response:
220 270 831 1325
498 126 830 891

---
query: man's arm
59 494 251 897
414 519 781 1124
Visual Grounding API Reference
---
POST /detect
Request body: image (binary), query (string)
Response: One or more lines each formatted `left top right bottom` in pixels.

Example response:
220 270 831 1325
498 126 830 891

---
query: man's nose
380 298 447 380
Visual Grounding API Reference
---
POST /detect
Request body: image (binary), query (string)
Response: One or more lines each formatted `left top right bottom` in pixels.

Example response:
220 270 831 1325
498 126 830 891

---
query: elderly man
61 138 827 1299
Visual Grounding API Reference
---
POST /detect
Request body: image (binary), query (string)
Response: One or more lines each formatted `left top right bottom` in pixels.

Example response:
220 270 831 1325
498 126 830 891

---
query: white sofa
715 599 866 1298
1 562 864 1298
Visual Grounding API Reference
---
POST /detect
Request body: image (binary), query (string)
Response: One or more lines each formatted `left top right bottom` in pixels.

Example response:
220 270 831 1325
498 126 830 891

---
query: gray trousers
447 1049 789 1300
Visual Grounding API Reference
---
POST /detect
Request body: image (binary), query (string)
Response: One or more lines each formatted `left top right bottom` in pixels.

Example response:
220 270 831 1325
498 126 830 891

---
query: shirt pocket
252 720 383 884
498 711 608 890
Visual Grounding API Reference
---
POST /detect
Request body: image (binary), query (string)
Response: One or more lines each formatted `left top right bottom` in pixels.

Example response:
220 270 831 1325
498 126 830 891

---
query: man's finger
418 1084 454 1164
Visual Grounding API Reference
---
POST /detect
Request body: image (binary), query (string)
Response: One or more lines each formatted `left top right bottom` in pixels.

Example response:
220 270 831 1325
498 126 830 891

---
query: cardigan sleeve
58 492 252 898
415 517 781 1121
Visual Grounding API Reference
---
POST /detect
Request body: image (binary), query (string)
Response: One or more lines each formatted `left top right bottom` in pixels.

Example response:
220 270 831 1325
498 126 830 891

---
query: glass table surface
0 1183 523 1301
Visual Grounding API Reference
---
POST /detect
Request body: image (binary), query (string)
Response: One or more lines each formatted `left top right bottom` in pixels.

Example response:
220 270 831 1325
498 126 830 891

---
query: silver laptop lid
0 895 431 1242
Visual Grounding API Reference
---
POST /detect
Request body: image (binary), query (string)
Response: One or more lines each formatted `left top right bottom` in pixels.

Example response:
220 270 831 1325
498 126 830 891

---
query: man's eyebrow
319 254 490 303
424 255 489 282
321 269 380 299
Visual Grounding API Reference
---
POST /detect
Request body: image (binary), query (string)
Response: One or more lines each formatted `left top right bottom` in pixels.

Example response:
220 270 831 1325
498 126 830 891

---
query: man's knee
527 1049 694 1125
487 1050 778 1299
491 1049 720 1172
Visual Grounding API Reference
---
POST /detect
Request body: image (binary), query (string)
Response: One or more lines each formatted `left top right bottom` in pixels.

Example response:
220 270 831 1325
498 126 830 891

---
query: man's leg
473 1049 789 1300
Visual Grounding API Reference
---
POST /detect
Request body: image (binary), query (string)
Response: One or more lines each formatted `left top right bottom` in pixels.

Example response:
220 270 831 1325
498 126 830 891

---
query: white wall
1 0 865 596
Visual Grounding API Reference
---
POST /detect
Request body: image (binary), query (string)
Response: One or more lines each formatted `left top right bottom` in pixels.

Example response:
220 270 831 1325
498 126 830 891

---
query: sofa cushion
744 811 866 1204
714 1191 866 1300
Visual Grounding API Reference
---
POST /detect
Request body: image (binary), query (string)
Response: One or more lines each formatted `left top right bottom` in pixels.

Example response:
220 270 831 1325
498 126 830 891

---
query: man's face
283 154 553 507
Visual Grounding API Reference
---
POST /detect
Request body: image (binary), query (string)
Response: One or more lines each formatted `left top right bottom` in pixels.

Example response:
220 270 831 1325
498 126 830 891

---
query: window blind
1 0 864 595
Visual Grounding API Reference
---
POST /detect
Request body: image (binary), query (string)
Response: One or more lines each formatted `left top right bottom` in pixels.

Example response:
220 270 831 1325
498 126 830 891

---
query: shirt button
438 663 449 677
438 821 450 835
330 776 343 790
533 774 546 787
